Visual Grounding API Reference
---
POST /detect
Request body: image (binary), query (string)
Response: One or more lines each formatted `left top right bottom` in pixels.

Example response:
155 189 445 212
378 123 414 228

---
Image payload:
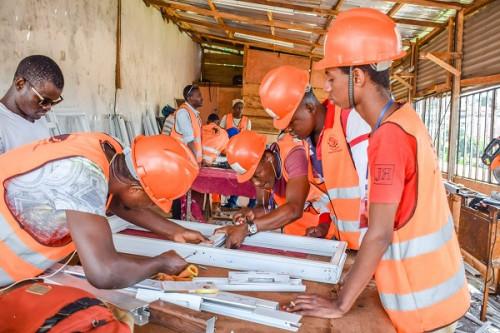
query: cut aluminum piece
228 271 290 284
193 277 306 292
208 232 226 247
113 233 345 284
202 291 278 310
107 216 347 258
44 272 150 326
136 289 202 311
200 300 301 332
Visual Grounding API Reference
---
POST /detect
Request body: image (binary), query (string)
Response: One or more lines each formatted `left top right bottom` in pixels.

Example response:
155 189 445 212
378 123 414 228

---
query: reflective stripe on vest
0 214 57 272
169 103 202 163
383 216 454 261
0 133 122 286
380 263 466 312
320 104 362 249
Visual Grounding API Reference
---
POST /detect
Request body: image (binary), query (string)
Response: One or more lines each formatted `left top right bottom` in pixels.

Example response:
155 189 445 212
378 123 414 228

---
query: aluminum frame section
113 233 345 284
108 216 348 258
192 277 306 292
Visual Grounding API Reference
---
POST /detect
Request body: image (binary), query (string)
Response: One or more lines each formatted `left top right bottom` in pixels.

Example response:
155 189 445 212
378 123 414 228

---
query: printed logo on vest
327 136 341 153
374 164 394 185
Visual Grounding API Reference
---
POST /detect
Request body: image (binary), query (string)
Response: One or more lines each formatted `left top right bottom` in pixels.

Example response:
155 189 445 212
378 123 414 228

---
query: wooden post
446 10 464 180
446 17 455 89
115 0 122 90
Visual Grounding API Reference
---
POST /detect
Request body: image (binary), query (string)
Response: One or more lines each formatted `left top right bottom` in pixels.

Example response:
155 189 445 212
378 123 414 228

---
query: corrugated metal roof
145 0 477 59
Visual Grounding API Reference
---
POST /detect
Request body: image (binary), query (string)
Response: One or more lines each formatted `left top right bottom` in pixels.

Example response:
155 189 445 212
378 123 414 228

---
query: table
136 254 395 333
187 167 256 220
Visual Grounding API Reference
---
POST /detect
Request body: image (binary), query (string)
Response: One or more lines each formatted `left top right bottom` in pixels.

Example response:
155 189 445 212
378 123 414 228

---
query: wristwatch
246 221 258 236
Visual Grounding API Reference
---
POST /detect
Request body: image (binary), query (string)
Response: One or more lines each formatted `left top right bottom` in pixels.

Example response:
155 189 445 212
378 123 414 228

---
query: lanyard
365 99 395 183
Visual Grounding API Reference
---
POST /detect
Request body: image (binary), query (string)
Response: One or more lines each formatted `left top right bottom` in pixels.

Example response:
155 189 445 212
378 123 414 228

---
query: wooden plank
149 1 326 34
242 0 338 16
388 3 404 16
203 65 242 86
243 49 309 84
387 0 463 10
446 9 464 180
178 16 320 47
148 300 216 333
424 52 461 77
461 74 500 88
446 17 455 87
204 52 243 66
207 0 232 38
397 18 443 28
392 74 412 89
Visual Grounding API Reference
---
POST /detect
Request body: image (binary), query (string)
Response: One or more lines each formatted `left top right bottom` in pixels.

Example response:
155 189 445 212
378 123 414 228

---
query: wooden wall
242 49 328 134
202 51 243 86
198 85 242 124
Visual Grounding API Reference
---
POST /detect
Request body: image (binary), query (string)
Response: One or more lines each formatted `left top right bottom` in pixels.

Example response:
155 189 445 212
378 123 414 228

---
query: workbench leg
480 264 490 321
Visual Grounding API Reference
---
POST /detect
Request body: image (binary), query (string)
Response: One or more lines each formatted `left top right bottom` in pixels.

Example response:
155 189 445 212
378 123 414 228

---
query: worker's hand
214 224 248 249
232 208 255 225
172 229 209 244
306 223 330 238
157 250 189 275
284 294 347 318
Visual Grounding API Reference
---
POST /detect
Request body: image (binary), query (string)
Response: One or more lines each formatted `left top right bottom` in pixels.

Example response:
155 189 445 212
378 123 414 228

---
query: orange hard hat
225 131 267 183
314 8 405 70
259 65 309 130
128 135 199 213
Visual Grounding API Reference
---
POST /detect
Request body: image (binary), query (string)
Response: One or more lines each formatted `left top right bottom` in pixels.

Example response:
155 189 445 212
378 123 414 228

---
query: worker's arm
286 203 396 318
109 196 207 244
216 175 309 248
66 210 188 289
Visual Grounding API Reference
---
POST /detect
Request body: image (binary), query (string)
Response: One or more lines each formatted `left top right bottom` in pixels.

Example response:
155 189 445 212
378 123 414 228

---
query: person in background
220 99 251 131
168 84 203 164
161 104 176 136
201 113 229 166
222 99 255 209
0 55 63 154
285 9 469 333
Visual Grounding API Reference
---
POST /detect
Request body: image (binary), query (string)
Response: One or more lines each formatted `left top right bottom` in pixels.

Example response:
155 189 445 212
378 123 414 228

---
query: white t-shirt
174 104 202 144
5 157 108 246
0 102 51 154
345 109 371 196
220 115 252 130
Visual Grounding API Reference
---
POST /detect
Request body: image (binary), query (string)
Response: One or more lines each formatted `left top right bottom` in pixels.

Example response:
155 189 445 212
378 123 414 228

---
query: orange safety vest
272 134 324 236
225 114 249 131
317 103 362 249
0 133 123 286
201 123 229 165
170 103 202 163
361 103 470 333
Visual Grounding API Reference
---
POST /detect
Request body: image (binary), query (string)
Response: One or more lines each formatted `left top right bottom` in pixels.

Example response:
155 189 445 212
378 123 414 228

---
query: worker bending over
0 133 206 291
216 131 329 248
201 113 229 166
260 65 371 249
286 9 470 333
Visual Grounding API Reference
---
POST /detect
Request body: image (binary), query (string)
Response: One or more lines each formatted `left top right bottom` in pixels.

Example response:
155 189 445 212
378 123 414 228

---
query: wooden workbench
136 254 394 333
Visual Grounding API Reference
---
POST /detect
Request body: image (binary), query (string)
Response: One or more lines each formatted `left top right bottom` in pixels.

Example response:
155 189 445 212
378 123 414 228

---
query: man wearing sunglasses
0 55 64 154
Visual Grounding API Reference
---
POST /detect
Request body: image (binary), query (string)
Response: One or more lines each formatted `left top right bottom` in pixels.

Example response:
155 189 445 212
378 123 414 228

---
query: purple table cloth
191 167 256 198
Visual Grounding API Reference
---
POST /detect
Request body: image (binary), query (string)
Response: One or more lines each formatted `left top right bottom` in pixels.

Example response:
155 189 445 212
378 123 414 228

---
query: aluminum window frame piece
108 216 347 258
112 232 346 284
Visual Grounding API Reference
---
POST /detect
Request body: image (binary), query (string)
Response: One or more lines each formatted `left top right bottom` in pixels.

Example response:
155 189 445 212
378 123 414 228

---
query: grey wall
0 0 201 132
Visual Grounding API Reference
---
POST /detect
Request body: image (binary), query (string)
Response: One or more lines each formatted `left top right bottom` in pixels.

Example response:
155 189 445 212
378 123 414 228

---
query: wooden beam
267 12 275 36
464 0 497 15
392 74 413 89
155 1 326 34
242 0 338 16
446 17 454 87
388 0 463 10
424 52 461 76
447 9 464 180
410 41 419 101
193 30 316 58
334 0 346 11
388 3 404 16
207 0 232 38
396 18 443 28
419 51 461 60
177 16 319 47
461 74 500 88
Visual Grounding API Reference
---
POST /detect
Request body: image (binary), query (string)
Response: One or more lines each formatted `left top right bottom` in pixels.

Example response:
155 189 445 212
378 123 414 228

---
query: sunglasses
26 79 64 107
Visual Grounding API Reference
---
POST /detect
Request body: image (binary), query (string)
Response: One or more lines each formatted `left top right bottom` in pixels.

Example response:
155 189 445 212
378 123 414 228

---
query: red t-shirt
368 122 417 230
